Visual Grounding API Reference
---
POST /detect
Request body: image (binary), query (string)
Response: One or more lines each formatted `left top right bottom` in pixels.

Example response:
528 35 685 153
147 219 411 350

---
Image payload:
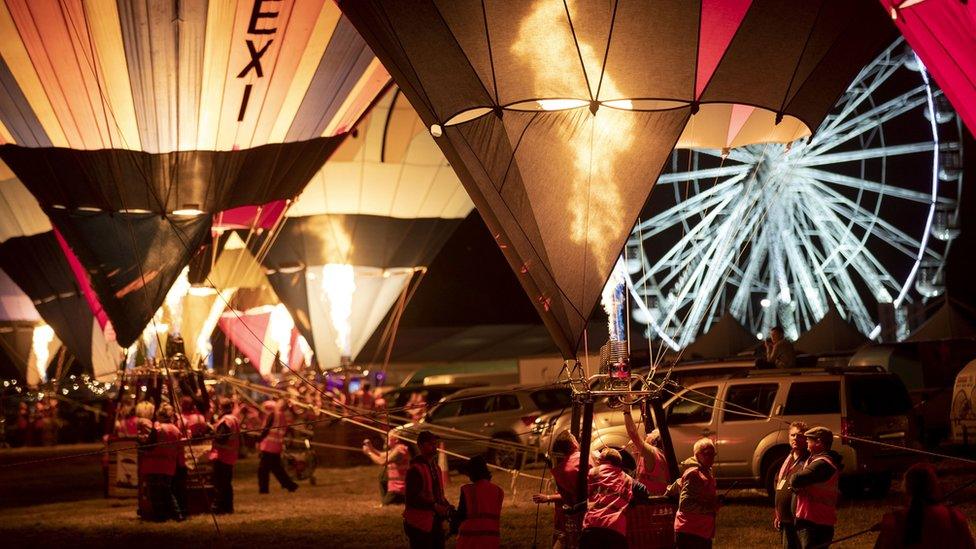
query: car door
487 393 524 437
713 381 781 479
664 384 720 465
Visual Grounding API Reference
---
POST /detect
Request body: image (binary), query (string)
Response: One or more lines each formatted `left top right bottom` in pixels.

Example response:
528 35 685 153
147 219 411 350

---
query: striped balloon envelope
0 0 391 347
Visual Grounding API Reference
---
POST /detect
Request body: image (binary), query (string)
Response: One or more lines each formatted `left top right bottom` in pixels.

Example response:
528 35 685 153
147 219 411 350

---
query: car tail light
521 414 539 427
841 417 852 442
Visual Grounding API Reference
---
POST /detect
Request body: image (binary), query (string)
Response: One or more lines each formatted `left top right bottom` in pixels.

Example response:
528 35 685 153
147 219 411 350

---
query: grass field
1 444 974 548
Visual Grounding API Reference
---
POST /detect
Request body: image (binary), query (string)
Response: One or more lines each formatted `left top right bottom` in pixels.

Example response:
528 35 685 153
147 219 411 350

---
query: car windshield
530 388 571 412
847 376 912 416
667 386 717 425
427 400 461 422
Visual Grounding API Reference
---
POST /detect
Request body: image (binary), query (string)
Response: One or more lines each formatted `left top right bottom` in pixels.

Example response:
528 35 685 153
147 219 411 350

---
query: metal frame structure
626 39 965 347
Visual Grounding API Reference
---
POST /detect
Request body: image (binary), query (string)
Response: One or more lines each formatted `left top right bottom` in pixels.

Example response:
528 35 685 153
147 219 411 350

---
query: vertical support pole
570 396 582 441
650 397 680 482
575 397 595 506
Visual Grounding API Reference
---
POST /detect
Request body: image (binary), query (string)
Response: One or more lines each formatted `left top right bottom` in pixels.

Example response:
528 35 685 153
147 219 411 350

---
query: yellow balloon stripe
0 1 67 147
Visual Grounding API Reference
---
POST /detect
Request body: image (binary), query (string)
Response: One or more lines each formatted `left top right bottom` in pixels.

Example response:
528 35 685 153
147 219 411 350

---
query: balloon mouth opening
440 100 813 147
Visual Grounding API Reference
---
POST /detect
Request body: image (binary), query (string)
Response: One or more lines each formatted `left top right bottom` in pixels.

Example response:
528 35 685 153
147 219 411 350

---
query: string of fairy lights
1 373 114 402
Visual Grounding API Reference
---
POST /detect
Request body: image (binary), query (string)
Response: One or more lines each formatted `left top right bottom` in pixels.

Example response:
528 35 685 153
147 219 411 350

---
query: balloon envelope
339 0 896 358
263 86 473 367
0 0 391 347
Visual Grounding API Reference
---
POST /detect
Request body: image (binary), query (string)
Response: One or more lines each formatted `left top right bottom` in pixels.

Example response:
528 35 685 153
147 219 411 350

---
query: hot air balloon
261 85 474 369
339 0 897 359
0 172 119 383
881 0 976 135
0 0 391 348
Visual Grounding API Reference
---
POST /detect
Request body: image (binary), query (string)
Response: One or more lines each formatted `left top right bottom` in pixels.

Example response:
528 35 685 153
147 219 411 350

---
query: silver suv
399 384 571 468
537 368 916 497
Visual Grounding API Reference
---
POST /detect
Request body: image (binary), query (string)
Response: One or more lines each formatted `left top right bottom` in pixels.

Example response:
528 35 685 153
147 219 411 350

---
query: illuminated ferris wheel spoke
629 38 963 345
797 141 934 166
655 164 751 184
808 88 930 155
803 177 944 265
798 168 944 204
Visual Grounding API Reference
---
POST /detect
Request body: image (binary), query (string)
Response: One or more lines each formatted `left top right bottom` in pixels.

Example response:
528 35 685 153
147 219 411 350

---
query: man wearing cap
404 430 454 549
790 426 843 548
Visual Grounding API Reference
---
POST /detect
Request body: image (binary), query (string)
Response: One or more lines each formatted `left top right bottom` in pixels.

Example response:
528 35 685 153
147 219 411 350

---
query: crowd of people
106 388 307 521
6 399 62 446
22 365 973 547
360 402 975 549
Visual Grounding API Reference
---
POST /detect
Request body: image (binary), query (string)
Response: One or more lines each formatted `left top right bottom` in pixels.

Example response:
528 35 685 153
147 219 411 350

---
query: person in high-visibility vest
874 462 975 548
450 455 504 548
257 399 299 494
623 406 671 547
403 430 454 549
579 447 656 549
790 426 843 549
209 397 240 514
532 430 585 549
666 438 720 549
137 403 184 521
774 421 809 549
363 430 411 505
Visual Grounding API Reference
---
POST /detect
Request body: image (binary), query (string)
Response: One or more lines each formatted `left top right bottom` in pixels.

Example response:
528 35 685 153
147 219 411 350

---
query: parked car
380 383 486 421
535 366 916 497
397 384 572 469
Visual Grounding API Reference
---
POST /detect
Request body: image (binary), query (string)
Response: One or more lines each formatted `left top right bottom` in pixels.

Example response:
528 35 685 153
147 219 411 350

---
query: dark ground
1 442 975 548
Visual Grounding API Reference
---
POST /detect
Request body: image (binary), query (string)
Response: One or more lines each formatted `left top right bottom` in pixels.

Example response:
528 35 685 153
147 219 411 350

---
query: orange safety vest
209 414 241 465
140 423 182 476
386 443 410 494
258 411 286 454
583 463 634 536
794 454 839 526
403 457 444 532
549 451 583 544
674 466 718 540
457 479 504 549
636 447 670 495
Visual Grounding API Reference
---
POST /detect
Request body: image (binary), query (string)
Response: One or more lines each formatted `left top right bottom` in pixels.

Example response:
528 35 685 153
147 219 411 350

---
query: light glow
268 304 295 367
536 99 588 111
172 208 205 216
321 264 357 357
513 2 632 277
163 267 190 335
31 324 55 382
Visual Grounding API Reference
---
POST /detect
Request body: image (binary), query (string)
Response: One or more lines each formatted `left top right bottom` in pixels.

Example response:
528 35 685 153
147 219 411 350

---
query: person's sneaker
287 485 299 493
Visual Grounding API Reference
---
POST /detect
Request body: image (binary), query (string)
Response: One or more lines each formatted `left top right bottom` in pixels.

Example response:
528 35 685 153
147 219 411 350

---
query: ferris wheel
626 39 965 349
